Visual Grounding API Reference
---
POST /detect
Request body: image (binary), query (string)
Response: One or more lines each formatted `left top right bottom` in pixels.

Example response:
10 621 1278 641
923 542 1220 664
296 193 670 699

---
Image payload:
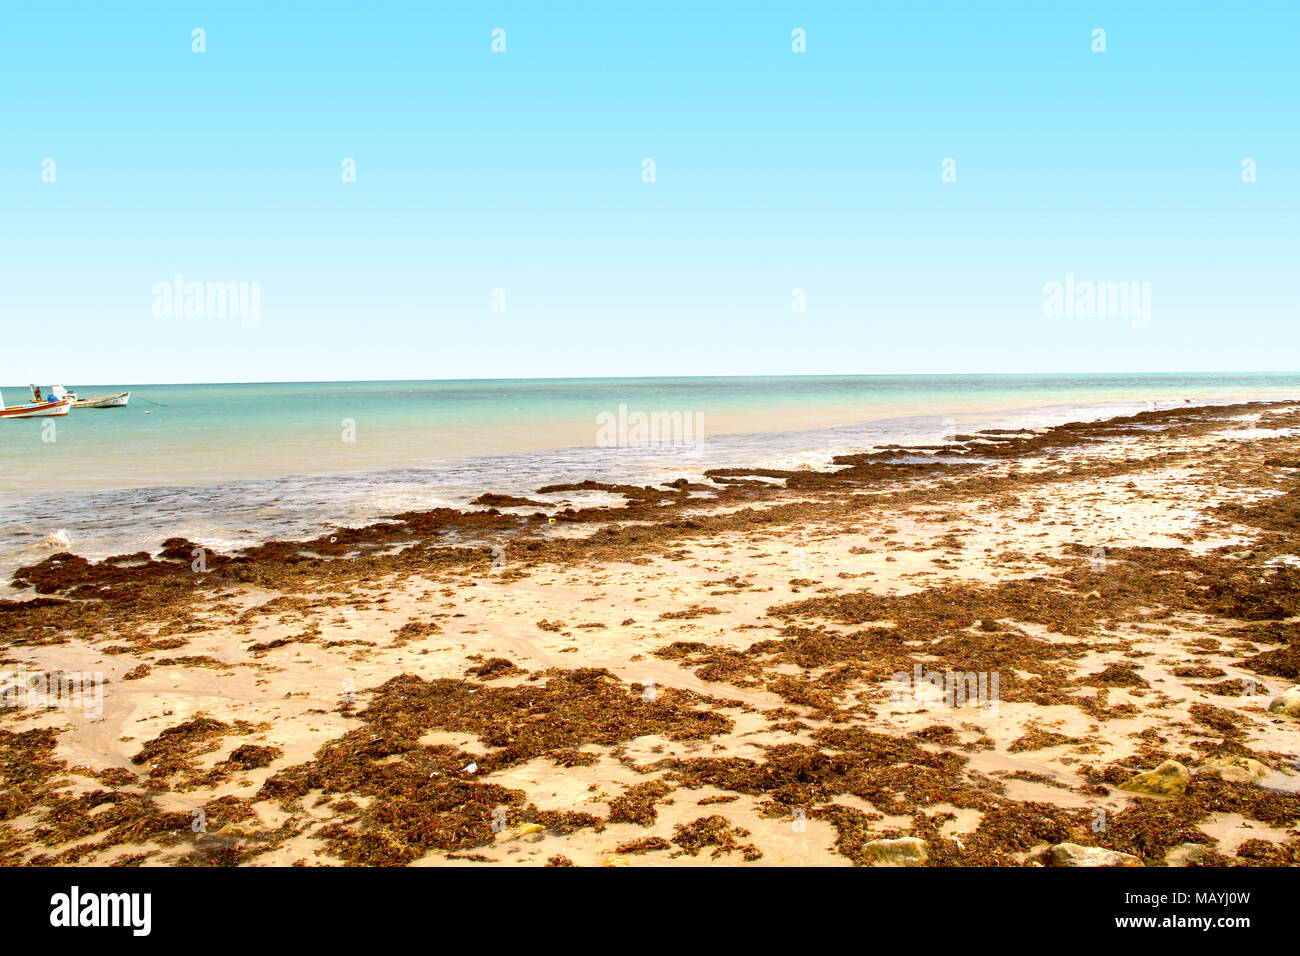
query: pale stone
500 822 547 842
1268 685 1300 717
1195 755 1272 784
1165 842 1212 867
862 836 928 867
1118 759 1190 797
216 823 258 837
1046 842 1144 867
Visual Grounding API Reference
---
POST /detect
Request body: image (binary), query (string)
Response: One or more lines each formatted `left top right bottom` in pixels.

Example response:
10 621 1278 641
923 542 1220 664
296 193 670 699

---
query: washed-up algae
256 668 733 864
669 815 762 860
654 726 983 814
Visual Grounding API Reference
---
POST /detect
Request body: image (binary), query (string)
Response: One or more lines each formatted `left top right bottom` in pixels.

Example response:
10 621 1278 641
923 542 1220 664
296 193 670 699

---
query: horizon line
4 369 1300 390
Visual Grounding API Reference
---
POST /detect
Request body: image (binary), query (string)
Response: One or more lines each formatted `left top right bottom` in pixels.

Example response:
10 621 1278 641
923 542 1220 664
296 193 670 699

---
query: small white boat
30 385 131 409
1 388 70 419
73 392 131 409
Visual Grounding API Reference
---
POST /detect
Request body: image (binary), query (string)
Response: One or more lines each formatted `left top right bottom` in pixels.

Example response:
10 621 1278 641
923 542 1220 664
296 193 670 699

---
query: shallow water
2 372 1298 584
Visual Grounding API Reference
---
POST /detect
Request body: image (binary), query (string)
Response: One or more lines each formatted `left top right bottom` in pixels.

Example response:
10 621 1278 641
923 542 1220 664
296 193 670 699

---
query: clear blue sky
1 1 1296 385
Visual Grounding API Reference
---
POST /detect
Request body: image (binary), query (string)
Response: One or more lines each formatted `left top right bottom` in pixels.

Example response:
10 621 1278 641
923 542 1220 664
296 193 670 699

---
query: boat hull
0 399 72 419
72 391 131 409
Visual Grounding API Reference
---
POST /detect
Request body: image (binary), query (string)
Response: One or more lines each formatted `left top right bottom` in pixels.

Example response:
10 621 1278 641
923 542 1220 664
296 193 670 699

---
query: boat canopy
29 385 69 402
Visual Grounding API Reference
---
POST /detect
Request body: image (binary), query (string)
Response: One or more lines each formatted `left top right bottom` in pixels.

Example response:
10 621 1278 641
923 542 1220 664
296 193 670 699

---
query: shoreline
2 397 1299 866
4 388 1299 584
5 376 1300 496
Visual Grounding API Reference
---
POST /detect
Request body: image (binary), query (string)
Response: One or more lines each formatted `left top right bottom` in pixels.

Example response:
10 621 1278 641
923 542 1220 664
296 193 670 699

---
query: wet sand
2 399 1299 867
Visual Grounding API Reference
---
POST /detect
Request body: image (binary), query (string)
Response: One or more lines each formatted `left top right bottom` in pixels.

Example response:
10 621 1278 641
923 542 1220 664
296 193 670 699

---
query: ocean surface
2 373 1298 587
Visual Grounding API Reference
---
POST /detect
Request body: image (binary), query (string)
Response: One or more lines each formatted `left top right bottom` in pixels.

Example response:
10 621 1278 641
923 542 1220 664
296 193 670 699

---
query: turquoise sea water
1 373 1298 583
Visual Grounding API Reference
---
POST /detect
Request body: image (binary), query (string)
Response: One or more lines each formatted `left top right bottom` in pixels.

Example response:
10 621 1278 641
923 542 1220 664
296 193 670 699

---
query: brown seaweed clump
669 815 762 861
657 726 983 815
257 668 733 864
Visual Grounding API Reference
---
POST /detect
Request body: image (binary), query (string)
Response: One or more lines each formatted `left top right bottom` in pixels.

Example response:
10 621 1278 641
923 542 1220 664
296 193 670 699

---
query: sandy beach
3 399 1299 867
